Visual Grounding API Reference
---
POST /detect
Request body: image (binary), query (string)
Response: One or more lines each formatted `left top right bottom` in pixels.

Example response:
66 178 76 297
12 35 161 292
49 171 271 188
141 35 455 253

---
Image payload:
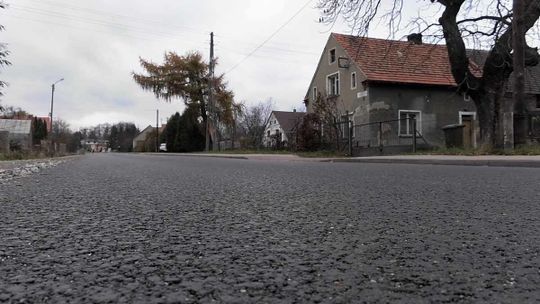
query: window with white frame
351 72 357 89
313 87 318 101
398 110 421 136
327 73 340 96
329 49 336 64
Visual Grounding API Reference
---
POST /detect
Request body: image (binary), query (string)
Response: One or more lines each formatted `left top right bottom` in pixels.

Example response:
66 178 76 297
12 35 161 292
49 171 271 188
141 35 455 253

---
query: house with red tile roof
263 110 306 148
305 33 540 149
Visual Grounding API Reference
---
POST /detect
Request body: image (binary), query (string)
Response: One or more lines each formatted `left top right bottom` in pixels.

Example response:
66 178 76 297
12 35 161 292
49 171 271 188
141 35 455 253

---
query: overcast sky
0 0 348 130
0 0 503 131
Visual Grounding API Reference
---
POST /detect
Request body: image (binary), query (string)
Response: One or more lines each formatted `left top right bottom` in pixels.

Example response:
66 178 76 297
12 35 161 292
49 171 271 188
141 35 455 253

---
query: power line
6 14 162 42
6 14 208 45
10 5 204 42
9 3 319 60
215 40 319 56
17 0 208 36
7 1 321 73
224 0 314 75
214 32 318 53
216 45 316 65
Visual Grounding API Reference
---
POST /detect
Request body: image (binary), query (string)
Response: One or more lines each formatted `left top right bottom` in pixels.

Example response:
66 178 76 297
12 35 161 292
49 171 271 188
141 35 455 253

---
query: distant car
159 143 167 152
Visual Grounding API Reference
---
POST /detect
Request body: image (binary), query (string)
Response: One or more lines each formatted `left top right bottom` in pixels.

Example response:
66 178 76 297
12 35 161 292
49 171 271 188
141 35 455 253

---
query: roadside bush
9 139 22 152
297 113 322 152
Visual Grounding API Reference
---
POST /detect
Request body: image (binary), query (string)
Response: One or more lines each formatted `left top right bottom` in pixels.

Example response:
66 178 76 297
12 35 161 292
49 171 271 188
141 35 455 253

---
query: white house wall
263 113 288 147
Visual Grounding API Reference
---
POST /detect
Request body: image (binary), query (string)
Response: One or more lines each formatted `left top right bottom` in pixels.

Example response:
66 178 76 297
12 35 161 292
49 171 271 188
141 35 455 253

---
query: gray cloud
1 0 434 130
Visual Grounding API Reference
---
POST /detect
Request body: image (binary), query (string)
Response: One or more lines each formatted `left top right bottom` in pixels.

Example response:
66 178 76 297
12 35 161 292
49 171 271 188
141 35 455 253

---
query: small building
0 119 33 151
263 110 306 148
133 125 155 152
132 124 166 152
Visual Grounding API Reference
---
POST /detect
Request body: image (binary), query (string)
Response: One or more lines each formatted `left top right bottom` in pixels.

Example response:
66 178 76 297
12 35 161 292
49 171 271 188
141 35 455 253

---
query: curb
146 153 249 160
141 153 540 168
330 158 540 168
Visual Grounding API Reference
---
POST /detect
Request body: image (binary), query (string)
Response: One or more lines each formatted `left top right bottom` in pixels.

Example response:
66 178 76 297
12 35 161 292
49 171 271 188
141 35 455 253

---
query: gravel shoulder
0 155 81 183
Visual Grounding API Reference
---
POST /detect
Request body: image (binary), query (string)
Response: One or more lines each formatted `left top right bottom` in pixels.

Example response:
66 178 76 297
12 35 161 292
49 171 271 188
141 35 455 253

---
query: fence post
412 116 417 153
348 115 353 156
378 122 383 154
332 117 337 151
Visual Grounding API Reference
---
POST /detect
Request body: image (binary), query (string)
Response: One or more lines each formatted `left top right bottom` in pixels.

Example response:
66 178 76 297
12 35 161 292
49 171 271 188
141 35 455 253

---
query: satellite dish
338 57 350 69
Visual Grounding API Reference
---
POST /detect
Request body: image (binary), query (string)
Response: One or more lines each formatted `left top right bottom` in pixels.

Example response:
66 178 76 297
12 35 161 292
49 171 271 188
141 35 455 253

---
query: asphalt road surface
1 154 539 303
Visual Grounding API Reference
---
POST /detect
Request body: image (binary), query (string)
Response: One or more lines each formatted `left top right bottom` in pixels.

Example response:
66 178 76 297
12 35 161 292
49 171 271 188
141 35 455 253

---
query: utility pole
205 32 215 152
49 78 64 153
509 0 525 149
50 85 55 133
156 109 159 152
50 78 64 133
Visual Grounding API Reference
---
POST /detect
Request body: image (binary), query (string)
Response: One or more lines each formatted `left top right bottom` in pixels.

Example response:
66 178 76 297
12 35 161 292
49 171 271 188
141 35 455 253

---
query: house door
461 115 474 148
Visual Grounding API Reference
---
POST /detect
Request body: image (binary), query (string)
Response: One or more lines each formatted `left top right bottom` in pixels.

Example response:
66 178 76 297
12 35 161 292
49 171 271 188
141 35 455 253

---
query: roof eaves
365 79 458 88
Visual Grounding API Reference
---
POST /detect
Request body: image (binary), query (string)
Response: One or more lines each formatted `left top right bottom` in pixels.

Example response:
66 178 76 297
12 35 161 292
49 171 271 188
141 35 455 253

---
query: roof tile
333 33 462 86
272 111 306 132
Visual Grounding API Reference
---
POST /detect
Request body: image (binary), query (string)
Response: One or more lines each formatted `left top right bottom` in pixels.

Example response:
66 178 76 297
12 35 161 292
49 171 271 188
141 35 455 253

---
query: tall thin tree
133 51 238 148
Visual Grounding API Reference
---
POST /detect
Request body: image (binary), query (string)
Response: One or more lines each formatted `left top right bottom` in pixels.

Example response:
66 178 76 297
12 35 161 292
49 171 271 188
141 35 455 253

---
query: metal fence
515 113 540 144
335 116 423 156
531 114 540 142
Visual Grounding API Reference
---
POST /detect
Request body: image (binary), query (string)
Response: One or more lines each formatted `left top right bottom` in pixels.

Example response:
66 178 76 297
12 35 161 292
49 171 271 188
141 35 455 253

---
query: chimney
293 108 296 112
407 33 423 45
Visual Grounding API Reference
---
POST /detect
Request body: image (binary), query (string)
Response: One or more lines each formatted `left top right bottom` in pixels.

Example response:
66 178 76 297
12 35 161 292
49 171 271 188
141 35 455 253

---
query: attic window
351 72 357 89
313 87 318 101
329 49 336 64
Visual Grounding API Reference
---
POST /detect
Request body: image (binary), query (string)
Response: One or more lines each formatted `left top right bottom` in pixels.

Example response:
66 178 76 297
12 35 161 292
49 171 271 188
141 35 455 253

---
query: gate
349 117 425 156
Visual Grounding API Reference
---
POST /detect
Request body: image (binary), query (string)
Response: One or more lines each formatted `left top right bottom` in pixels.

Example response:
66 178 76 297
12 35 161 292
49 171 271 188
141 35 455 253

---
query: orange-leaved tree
133 51 239 147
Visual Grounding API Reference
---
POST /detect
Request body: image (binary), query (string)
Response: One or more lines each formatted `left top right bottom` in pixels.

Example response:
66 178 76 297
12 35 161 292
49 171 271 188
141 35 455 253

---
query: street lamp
50 78 64 134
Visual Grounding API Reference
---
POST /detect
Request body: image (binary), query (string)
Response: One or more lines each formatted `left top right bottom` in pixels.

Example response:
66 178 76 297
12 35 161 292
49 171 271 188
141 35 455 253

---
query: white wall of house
263 113 288 147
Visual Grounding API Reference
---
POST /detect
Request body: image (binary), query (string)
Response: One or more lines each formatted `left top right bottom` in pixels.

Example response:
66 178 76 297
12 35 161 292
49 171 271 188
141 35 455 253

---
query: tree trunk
438 0 540 151
474 78 510 150
475 95 494 150
513 0 528 147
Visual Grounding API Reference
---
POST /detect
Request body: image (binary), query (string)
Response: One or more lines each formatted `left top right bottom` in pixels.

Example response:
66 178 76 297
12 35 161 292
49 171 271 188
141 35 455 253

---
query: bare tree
0 106 28 118
238 99 274 149
52 119 72 139
318 0 540 149
312 93 344 149
0 1 11 105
